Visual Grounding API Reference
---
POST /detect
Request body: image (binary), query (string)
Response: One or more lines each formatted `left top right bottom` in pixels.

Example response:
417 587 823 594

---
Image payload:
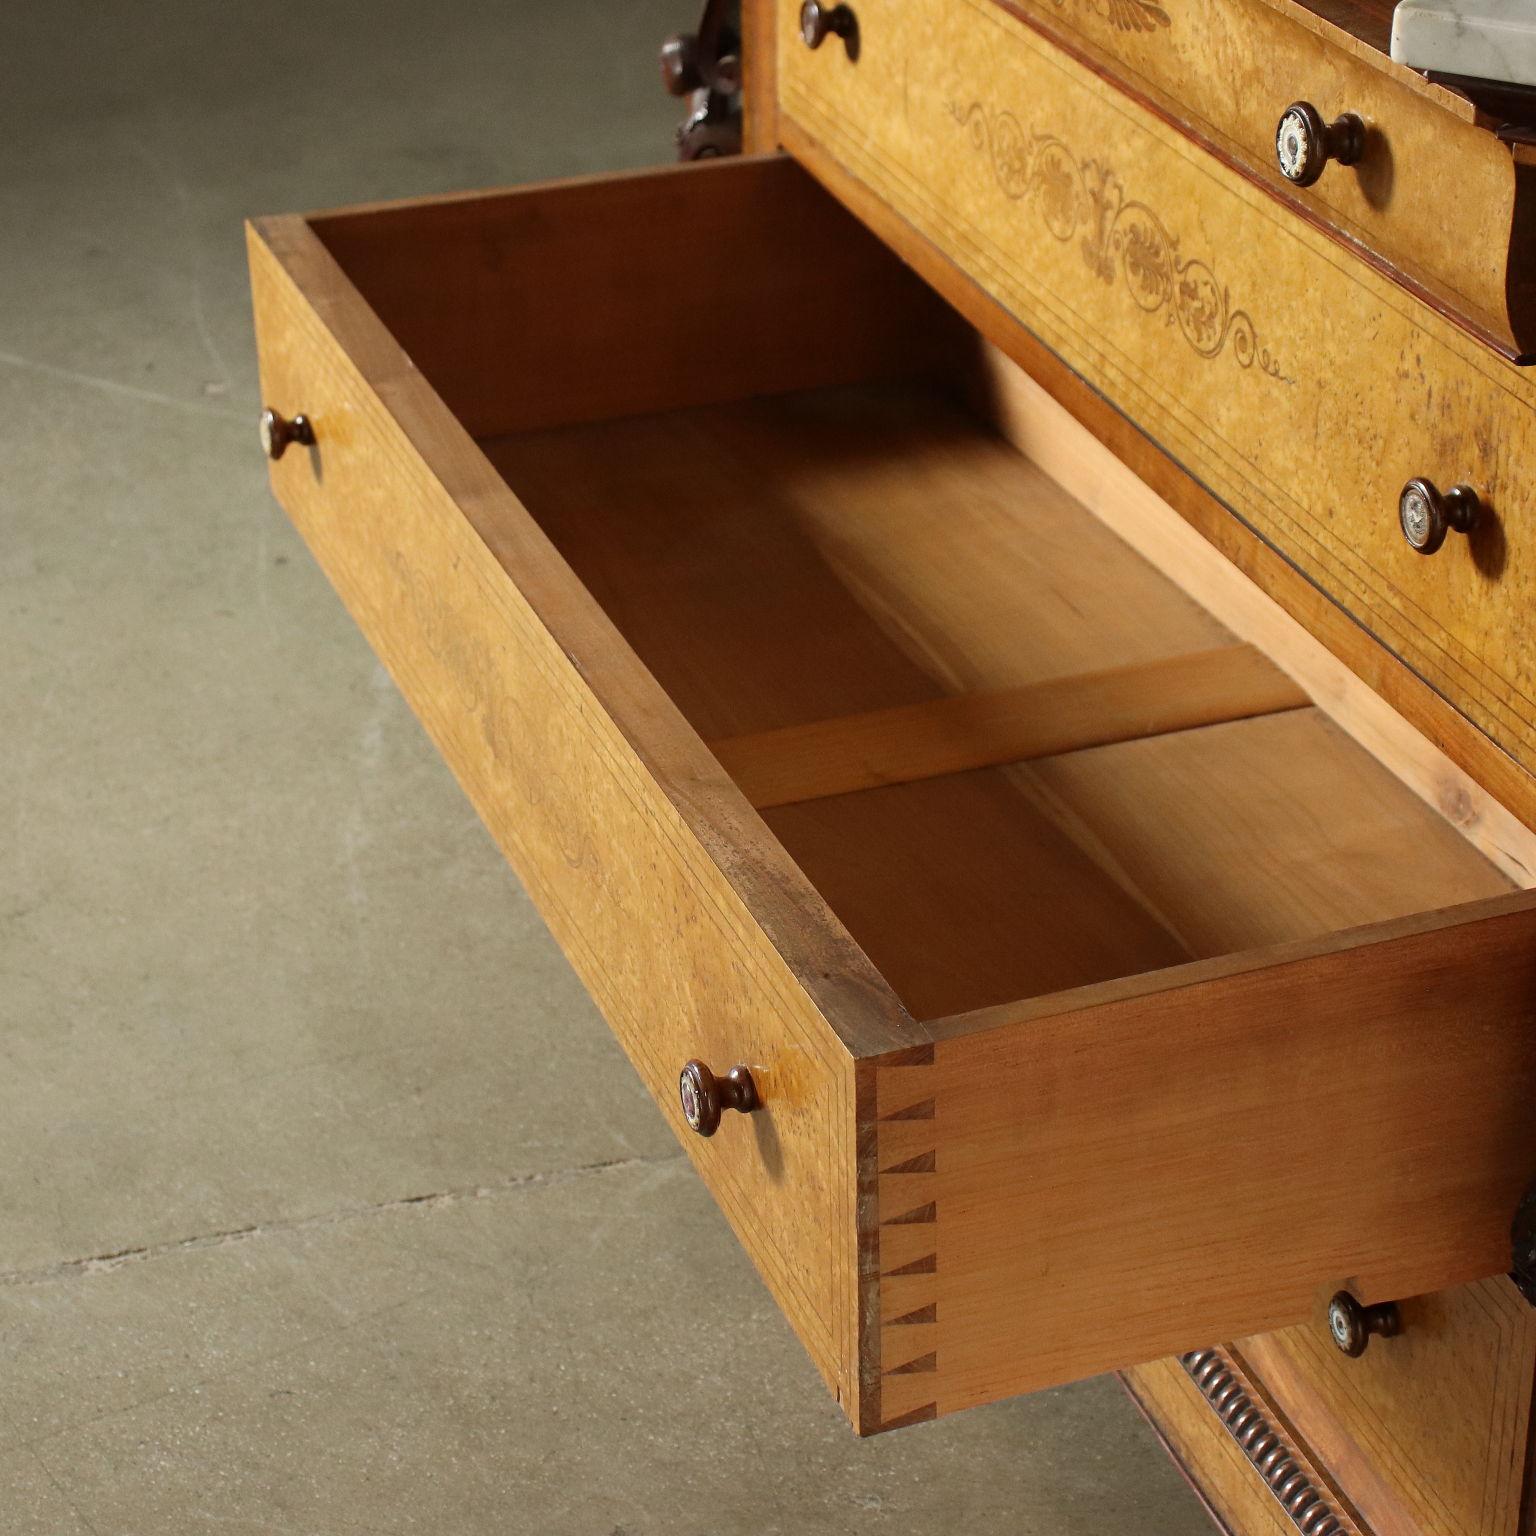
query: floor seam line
0 1150 687 1288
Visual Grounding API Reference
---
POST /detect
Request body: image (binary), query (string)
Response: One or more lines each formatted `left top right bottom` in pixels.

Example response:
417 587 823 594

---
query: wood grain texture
309 156 962 438
1025 708 1513 958
481 385 1236 742
765 766 1191 1021
904 890 1536 1417
1124 1354 1367 1536
1261 0 1450 78
963 341 1536 889
253 157 1536 1443
984 0 1528 351
710 644 1309 810
1236 1281 1536 1536
1290 0 1393 50
247 206 919 1423
864 1044 943 1431
764 702 1510 1024
775 134 1536 856
1125 1359 1319 1536
742 0 779 152
777 0 1536 806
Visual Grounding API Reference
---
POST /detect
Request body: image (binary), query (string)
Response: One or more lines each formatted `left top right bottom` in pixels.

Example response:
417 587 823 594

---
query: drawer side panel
248 218 870 1414
913 897 1536 1418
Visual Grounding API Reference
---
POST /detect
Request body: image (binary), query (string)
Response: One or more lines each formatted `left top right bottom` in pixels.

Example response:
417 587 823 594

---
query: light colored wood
766 766 1190 1021
1255 0 1488 106
964 341 1536 889
307 155 962 438
489 388 1481 1024
710 644 1310 810
481 385 1236 741
985 0 1529 352
1124 1355 1366 1536
742 0 780 153
1236 1281 1536 1536
1125 1359 1310 1536
865 1043 943 1430
246 197 918 1429
1025 708 1513 958
252 157 1536 1441
776 127 1536 852
759 699 1509 1024
778 0 1536 809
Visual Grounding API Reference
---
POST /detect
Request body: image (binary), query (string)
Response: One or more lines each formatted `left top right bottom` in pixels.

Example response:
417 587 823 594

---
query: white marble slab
1391 0 1536 90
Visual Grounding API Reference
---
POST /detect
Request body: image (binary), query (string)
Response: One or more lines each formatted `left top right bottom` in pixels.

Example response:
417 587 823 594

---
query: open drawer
248 154 1536 1435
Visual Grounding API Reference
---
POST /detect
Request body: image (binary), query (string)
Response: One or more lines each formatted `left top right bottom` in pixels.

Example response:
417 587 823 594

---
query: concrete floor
0 4 1214 1530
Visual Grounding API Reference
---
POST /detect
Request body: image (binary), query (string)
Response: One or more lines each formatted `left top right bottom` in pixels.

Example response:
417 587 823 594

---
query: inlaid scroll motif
1054 0 1170 32
950 101 1289 381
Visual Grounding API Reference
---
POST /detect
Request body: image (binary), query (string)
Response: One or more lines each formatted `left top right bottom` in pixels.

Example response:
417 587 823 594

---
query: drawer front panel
1237 1281 1536 1536
779 0 1536 780
247 216 864 1408
995 0 1521 350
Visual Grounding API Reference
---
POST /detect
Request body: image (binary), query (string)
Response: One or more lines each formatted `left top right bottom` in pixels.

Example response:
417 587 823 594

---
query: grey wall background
0 4 1209 1530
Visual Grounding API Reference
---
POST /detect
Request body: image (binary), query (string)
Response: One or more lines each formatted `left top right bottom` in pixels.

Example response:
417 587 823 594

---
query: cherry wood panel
308 156 962 438
1026 708 1511 957
890 891 1536 1419
711 645 1308 810
768 767 1191 1020
481 384 1235 742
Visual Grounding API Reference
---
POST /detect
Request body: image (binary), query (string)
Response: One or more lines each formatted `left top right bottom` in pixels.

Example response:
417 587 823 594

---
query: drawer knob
259 407 314 462
1327 1290 1402 1357
679 1059 759 1137
659 32 705 96
1512 1179 1536 1305
799 1 857 53
1399 477 1481 556
1275 102 1364 187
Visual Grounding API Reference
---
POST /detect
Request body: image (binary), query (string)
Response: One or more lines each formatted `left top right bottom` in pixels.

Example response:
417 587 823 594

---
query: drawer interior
268 153 1536 1428
482 387 1508 1023
313 159 1510 1031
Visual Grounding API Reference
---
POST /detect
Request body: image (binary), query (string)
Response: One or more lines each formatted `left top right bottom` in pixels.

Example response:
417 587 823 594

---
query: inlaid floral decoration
950 100 1288 380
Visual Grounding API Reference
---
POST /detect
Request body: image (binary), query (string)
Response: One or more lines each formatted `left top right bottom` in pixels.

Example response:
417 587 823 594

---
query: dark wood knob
1327 1291 1402 1357
1275 102 1364 187
1514 1180 1536 1305
259 408 314 462
678 1060 758 1137
800 1 857 52
1399 477 1480 556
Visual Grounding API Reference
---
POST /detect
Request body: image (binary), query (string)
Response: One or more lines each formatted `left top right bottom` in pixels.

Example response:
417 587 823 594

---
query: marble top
1391 0 1536 89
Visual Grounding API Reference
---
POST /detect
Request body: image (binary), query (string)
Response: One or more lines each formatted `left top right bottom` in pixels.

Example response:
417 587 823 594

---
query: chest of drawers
250 0 1536 1526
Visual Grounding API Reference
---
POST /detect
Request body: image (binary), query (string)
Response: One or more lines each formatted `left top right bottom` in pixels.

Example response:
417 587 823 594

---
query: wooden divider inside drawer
250 154 1536 1434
